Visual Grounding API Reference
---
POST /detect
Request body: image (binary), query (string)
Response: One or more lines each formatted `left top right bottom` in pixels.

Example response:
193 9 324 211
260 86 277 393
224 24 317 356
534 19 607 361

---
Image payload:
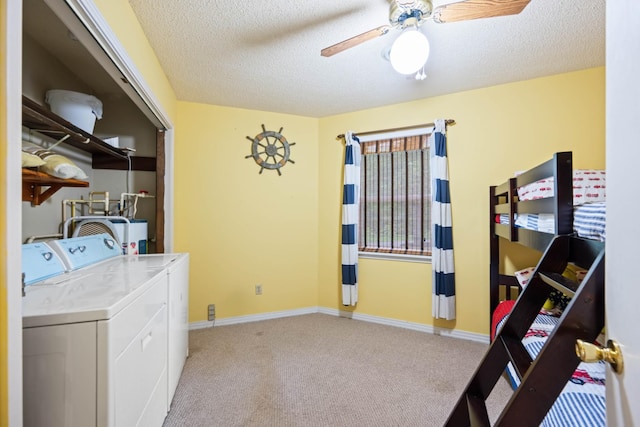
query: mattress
492 300 606 427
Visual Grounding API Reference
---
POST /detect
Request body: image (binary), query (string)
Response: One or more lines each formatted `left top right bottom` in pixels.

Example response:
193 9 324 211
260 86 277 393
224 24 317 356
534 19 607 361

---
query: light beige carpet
163 313 512 427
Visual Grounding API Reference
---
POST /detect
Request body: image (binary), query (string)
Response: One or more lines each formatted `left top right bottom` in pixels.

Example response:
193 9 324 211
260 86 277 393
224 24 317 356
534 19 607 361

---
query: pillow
22 146 88 180
514 266 536 287
21 151 46 168
516 170 606 206
572 169 606 205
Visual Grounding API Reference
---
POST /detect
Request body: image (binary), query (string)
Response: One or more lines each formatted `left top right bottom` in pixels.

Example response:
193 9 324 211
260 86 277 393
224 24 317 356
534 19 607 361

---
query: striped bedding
492 300 606 427
495 201 606 241
573 202 606 241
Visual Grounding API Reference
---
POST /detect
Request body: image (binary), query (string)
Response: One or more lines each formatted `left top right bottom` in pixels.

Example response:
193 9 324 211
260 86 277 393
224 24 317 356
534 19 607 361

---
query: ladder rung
538 271 578 297
499 334 532 380
466 393 490 427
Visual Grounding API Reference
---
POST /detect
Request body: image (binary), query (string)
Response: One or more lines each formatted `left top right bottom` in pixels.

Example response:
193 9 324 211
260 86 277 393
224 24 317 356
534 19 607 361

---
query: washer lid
90 253 188 272
22 268 165 327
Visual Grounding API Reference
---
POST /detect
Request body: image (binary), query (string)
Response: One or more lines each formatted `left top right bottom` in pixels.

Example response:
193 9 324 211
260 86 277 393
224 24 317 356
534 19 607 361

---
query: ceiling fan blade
432 0 531 24
321 25 391 57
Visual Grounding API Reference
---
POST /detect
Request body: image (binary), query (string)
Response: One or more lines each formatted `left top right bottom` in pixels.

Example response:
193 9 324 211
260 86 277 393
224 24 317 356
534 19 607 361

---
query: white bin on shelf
45 89 103 134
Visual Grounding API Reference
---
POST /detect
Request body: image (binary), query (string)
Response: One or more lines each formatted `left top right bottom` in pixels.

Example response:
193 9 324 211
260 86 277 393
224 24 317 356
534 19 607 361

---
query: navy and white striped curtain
341 132 360 306
430 119 456 320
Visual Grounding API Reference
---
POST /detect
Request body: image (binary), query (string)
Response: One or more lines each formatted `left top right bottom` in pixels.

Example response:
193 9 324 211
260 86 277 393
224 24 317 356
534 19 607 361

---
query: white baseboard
316 307 489 344
189 306 318 330
189 306 490 344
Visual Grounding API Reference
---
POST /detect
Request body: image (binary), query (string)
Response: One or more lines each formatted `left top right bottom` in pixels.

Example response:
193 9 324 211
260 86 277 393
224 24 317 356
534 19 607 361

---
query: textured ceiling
126 0 604 118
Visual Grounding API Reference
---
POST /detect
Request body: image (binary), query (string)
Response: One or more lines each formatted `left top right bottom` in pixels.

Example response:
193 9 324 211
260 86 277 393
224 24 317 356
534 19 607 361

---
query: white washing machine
21 235 188 427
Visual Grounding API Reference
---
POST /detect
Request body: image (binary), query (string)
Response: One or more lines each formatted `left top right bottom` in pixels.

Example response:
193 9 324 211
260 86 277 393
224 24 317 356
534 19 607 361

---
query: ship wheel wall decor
245 124 295 175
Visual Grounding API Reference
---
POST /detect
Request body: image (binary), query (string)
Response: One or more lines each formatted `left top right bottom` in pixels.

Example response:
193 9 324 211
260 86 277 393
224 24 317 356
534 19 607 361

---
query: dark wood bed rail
448 235 605 426
489 152 574 326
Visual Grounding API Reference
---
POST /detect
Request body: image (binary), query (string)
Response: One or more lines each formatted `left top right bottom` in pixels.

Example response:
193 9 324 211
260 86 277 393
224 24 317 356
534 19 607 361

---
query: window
358 132 431 258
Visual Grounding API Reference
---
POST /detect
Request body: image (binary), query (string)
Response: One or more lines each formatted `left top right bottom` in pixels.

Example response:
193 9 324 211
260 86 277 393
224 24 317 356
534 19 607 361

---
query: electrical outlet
255 284 263 295
208 304 216 321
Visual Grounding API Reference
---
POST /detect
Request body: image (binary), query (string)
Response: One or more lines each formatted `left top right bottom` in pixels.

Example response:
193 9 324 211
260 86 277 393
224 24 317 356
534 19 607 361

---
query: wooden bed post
553 151 573 235
489 185 500 331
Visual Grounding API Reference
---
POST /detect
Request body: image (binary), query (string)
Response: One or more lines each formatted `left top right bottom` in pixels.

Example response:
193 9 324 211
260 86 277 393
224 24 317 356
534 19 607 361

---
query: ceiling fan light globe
389 29 430 75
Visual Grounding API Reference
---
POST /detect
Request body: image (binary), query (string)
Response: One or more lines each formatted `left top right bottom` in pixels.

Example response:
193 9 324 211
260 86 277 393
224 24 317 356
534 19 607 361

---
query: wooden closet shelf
22 168 89 206
22 96 157 172
22 96 129 160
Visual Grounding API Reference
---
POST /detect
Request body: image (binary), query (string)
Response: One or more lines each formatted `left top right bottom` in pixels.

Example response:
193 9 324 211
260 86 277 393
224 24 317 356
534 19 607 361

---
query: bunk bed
445 152 607 426
489 151 606 315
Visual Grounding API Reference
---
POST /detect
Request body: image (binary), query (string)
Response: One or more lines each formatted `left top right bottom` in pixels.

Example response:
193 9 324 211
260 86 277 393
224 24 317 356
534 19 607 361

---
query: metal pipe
336 119 456 140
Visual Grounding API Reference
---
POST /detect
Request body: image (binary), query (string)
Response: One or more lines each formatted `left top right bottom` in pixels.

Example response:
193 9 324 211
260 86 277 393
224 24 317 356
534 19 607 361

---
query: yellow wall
175 102 320 321
318 67 605 335
0 1 8 423
93 0 177 122
174 68 604 332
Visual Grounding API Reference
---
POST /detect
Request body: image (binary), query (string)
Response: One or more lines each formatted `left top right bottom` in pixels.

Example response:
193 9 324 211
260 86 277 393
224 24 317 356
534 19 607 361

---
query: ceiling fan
320 0 531 58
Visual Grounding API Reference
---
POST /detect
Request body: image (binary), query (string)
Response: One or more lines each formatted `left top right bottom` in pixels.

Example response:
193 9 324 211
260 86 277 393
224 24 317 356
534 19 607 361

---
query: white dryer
86 252 190 407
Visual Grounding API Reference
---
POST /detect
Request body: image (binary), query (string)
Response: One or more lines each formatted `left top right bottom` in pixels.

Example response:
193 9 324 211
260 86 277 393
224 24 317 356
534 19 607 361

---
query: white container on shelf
45 89 103 134
103 137 119 148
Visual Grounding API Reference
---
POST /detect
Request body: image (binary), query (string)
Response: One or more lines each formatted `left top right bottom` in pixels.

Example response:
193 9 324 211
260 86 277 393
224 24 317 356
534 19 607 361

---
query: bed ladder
444 235 605 426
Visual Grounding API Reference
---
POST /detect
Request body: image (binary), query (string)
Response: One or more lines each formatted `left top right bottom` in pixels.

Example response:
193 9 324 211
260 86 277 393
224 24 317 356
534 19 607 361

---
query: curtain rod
336 119 456 140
